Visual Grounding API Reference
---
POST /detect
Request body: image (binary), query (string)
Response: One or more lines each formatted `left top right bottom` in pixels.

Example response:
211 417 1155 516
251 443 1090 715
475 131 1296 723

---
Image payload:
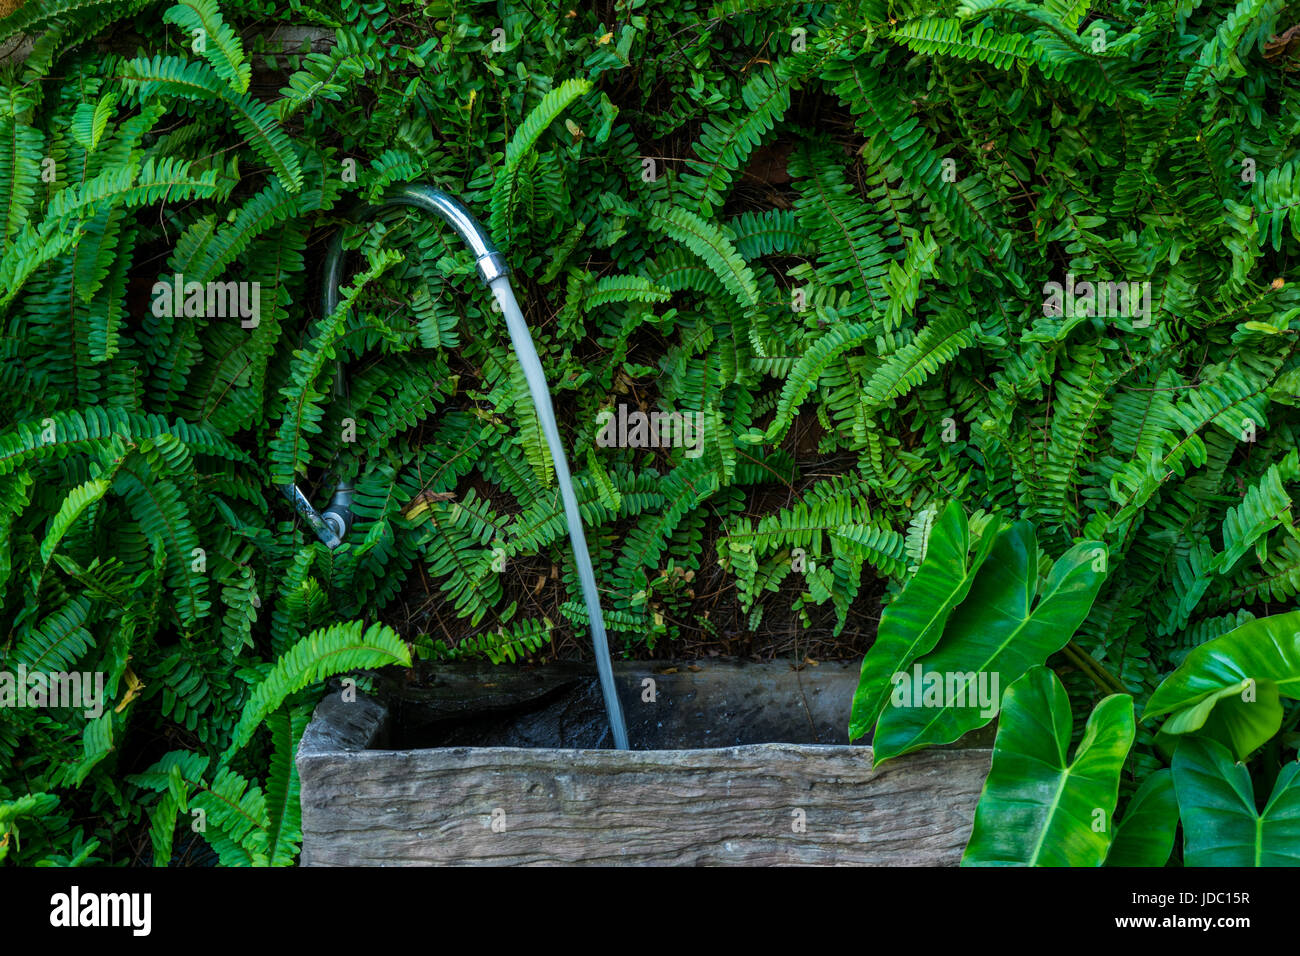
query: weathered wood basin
297 660 992 865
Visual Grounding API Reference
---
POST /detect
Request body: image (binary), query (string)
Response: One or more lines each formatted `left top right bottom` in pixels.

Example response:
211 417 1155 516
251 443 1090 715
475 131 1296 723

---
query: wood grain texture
299 694 992 866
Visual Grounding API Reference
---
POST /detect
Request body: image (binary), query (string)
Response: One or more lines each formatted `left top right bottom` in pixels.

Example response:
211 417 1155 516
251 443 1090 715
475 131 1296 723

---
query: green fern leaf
122 55 302 192
162 0 251 93
223 620 411 758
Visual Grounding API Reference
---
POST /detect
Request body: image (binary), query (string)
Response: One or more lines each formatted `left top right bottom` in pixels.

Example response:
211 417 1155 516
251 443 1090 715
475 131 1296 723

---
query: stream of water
489 275 630 750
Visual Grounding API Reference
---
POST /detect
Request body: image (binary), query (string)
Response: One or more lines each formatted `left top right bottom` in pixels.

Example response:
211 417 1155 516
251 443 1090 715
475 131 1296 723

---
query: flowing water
489 276 630 750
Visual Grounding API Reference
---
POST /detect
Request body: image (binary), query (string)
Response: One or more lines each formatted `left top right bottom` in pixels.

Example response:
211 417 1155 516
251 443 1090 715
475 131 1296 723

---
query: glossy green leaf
1161 678 1282 762
1105 769 1179 867
963 666 1135 866
848 500 997 741
874 522 1107 761
1172 737 1300 866
1145 610 1300 760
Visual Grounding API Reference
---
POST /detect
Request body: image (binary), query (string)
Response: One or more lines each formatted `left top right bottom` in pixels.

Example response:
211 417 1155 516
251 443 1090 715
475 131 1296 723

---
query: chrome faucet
277 185 509 551
277 184 629 749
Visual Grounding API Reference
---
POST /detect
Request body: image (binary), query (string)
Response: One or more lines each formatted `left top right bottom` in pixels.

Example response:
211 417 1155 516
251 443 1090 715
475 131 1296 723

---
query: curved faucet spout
287 186 509 549
322 186 511 316
279 184 630 750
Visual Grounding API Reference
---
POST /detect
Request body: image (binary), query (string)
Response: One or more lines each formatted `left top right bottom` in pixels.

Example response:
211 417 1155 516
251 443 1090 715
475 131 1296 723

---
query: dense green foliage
853 504 1300 865
3 0 1300 865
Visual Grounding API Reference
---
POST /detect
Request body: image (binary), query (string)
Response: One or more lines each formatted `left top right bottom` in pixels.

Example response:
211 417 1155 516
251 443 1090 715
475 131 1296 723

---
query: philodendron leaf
1160 678 1281 763
873 521 1107 761
1145 610 1300 760
1105 769 1179 867
962 666 1135 867
1172 737 1300 866
848 500 997 741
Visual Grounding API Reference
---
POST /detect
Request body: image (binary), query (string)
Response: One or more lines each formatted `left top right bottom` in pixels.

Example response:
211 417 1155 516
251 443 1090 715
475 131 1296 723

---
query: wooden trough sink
296 660 992 865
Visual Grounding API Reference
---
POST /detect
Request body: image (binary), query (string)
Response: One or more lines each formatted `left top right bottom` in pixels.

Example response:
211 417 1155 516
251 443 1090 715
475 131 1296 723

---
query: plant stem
1063 641 1128 696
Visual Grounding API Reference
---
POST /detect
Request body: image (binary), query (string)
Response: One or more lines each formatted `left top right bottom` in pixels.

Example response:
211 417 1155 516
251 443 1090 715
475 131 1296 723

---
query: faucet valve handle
321 483 355 545
279 481 344 549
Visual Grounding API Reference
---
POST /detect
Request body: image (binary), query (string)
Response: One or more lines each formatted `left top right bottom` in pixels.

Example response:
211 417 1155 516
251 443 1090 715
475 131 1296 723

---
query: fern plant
5 0 1300 868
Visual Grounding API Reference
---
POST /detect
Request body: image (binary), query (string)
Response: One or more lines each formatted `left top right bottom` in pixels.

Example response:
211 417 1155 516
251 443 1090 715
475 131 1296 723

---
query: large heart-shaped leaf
1172 737 1300 866
1105 769 1179 867
1145 610 1300 760
962 666 1135 866
848 500 997 741
873 522 1107 761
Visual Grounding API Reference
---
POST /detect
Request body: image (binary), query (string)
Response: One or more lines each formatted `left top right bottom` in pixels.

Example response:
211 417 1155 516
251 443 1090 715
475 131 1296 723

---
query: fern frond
488 77 591 242
162 0 251 93
268 248 401 487
863 309 975 409
190 767 269 866
263 705 310 866
122 55 302 192
649 201 761 317
223 620 410 758
1218 449 1299 573
765 315 872 442
274 46 366 121
10 596 94 672
0 0 124 43
679 63 795 217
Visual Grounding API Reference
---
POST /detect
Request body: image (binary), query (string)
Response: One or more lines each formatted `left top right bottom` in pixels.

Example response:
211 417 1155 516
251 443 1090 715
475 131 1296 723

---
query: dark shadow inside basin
375 659 871 750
